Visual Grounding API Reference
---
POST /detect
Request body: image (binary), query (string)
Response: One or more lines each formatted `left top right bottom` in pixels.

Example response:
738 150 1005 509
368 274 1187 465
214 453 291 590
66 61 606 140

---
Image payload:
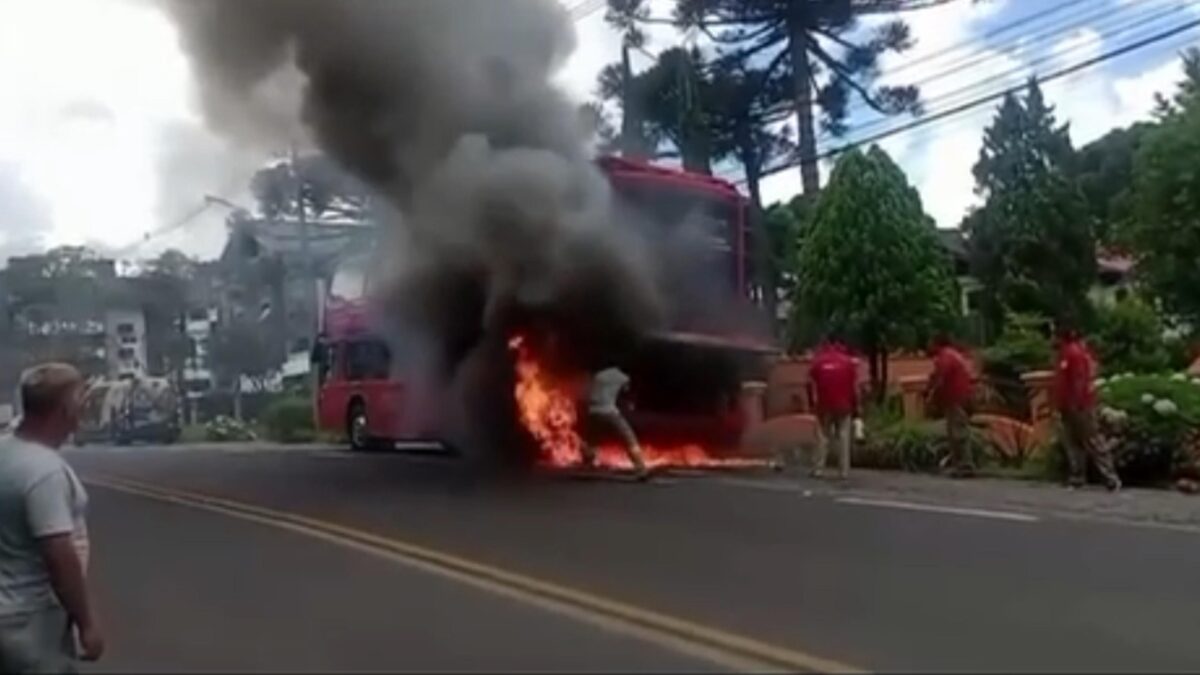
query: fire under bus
313 157 777 468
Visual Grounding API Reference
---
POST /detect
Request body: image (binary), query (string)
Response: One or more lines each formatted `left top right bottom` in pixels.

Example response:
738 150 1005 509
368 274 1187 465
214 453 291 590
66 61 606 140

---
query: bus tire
347 400 372 452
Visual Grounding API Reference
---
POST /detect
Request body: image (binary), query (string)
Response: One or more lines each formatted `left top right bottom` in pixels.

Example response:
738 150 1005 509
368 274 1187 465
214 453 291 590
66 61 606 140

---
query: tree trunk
619 43 648 159
786 13 820 195
680 141 712 175
879 348 890 403
868 347 881 400
740 140 778 334
232 376 243 421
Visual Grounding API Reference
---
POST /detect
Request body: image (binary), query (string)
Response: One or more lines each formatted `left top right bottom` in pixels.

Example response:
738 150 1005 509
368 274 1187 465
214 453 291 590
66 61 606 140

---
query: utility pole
290 145 318 353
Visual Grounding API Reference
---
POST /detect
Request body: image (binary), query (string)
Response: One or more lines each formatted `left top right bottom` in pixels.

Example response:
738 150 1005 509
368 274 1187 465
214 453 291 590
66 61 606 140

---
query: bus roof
595 156 744 201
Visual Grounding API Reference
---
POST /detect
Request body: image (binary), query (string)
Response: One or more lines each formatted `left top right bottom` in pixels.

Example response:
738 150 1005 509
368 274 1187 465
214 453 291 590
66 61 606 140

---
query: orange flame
508 334 584 467
508 334 769 471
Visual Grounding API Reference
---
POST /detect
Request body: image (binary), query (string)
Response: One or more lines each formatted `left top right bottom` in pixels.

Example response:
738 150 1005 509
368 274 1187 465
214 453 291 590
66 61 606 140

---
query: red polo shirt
810 346 858 416
931 345 973 408
1054 340 1097 411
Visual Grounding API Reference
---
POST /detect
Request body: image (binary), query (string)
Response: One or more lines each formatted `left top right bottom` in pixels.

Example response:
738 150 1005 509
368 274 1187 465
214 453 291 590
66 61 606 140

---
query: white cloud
0 0 1192 261
0 0 267 261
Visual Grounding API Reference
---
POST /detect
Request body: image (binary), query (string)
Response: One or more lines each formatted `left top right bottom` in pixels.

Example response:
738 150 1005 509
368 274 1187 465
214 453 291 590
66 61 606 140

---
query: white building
104 308 147 378
182 307 218 398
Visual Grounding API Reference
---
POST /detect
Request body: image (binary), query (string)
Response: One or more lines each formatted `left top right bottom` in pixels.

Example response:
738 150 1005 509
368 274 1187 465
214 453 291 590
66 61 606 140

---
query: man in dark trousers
808 339 859 479
926 334 976 477
1054 326 1121 491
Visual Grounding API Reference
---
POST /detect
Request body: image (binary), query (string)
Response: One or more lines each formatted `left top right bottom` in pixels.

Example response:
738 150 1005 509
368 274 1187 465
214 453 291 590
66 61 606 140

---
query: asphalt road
71 444 1200 672
86 483 722 672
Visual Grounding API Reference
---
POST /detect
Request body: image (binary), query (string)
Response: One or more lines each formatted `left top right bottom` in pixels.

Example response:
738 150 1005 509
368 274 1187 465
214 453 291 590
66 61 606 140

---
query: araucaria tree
670 0 955 195
965 79 1094 334
794 146 957 393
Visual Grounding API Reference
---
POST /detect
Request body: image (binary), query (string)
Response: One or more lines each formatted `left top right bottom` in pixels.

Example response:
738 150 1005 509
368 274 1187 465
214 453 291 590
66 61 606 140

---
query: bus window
311 339 332 385
344 340 391 381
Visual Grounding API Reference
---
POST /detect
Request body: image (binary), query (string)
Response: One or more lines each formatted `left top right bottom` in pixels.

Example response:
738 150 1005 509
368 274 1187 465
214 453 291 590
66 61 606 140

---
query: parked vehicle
75 375 181 445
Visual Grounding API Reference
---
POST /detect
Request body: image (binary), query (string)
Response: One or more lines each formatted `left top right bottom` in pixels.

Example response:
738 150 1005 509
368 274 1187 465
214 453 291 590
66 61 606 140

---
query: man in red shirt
1054 326 1121 491
808 339 859 479
926 334 976 477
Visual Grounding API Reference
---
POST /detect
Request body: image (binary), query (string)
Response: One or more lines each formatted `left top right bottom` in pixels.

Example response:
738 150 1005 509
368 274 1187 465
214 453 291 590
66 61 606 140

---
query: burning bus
312 156 776 469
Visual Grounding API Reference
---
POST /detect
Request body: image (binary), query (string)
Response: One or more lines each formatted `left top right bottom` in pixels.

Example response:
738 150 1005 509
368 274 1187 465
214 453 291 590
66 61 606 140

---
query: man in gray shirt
0 363 104 673
581 366 649 480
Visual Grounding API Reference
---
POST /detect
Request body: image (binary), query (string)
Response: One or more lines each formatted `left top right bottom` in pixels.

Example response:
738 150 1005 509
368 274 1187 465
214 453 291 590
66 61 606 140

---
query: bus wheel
347 401 371 452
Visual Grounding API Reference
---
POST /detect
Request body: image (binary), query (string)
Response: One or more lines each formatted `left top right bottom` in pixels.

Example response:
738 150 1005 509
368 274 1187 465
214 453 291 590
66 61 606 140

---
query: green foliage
966 81 1095 330
793 146 957 382
210 319 284 389
856 419 992 473
979 314 1052 419
764 193 814 317
1127 51 1200 328
1073 124 1153 246
204 415 257 442
1092 297 1170 375
608 0 940 193
262 396 315 444
179 424 207 444
1095 374 1200 484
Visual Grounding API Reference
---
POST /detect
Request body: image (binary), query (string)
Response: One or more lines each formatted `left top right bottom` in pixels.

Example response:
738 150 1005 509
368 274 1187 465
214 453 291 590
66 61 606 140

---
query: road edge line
86 474 864 674
835 496 1038 522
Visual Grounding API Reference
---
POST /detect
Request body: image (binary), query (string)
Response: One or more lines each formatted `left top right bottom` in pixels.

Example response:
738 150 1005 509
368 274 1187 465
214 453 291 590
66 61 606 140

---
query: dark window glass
344 340 391 381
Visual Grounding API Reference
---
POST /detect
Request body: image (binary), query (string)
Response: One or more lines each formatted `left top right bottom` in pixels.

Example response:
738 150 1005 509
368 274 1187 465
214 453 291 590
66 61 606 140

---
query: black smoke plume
159 0 668 461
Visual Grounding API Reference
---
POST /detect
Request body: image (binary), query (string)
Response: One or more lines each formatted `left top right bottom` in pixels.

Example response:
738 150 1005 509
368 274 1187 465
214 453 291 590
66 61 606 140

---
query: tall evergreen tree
794 146 957 393
965 79 1094 334
646 0 958 195
1127 50 1200 329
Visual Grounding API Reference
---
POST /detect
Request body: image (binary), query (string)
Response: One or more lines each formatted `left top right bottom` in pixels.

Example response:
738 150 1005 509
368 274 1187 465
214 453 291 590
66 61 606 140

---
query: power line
831 0 1183 125
877 0 1096 80
826 0 1195 144
759 16 1200 180
569 0 606 22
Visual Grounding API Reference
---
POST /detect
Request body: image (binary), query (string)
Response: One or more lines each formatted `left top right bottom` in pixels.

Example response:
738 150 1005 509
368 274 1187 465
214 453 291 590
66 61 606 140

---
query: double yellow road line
88 474 863 674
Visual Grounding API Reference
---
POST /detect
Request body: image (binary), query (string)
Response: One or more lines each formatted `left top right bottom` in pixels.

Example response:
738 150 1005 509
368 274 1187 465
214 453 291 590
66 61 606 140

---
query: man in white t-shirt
0 364 104 673
581 366 649 480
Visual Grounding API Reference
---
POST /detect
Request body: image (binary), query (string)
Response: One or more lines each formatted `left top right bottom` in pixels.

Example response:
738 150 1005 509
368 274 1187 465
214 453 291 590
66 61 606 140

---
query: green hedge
856 419 993 473
261 396 315 444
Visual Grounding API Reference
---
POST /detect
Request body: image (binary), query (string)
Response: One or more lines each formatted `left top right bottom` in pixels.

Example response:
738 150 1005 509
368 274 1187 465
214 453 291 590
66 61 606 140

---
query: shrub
262 396 315 444
980 313 1052 419
204 415 257 442
856 419 994 473
1093 374 1200 484
1092 298 1171 375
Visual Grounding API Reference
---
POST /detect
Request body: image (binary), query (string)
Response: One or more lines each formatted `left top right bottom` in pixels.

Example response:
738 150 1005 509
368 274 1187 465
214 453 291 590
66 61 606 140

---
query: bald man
0 364 104 673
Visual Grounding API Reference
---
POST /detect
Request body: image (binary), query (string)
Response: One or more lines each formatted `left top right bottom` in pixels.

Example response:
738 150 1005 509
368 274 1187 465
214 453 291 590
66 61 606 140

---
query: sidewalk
784 468 1200 531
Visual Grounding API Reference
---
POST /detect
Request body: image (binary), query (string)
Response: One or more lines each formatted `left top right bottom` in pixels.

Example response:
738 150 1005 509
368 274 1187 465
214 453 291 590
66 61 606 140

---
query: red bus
313 157 776 452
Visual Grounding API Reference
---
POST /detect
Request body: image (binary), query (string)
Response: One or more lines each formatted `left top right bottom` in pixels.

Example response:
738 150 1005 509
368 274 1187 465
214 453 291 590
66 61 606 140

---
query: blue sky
0 0 1196 263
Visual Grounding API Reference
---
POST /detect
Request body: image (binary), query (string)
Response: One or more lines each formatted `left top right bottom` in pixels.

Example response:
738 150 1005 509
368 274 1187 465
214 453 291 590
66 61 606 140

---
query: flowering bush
1095 374 1200 484
204 415 257 443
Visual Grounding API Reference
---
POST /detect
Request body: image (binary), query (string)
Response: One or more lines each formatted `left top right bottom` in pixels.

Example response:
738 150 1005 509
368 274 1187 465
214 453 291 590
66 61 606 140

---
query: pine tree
664 0 958 195
965 79 1095 335
1127 50 1200 328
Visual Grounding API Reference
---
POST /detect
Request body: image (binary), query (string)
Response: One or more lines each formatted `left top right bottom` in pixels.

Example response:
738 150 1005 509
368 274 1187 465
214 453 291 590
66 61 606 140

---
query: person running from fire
926 333 976 478
808 337 859 480
1054 324 1121 492
581 365 650 480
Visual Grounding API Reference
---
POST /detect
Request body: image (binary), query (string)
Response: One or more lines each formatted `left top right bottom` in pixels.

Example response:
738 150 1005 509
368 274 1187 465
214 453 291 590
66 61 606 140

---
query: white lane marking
835 496 1039 523
309 450 357 460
